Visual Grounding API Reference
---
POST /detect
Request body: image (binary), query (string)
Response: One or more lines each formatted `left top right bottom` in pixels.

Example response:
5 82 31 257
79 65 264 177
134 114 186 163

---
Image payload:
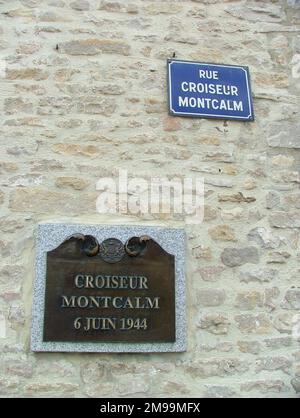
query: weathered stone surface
16 42 41 55
198 266 224 282
241 380 287 394
0 162 19 174
91 84 125 96
205 178 233 188
163 117 181 132
52 143 99 157
70 1 89 11
291 378 300 393
85 382 114 398
238 341 261 355
37 96 74 115
204 205 218 221
99 1 138 14
221 247 259 267
239 268 278 283
284 193 300 209
192 245 212 261
235 314 272 334
266 191 280 209
235 291 263 311
55 176 89 191
221 207 244 221
196 289 226 307
54 69 78 82
270 211 300 228
287 0 300 9
144 3 182 15
267 123 300 149
20 0 39 7
281 288 300 310
24 382 79 397
271 170 300 185
184 358 249 378
2 8 35 18
0 240 12 258
160 380 189 396
77 97 116 116
4 98 33 114
218 192 256 203
204 385 236 398
8 305 25 325
0 265 24 285
226 3 285 23
0 377 20 396
35 360 77 380
196 342 233 353
256 357 292 375
197 313 230 335
59 39 130 56
204 150 235 163
264 337 292 349
9 188 97 214
31 159 64 172
144 98 165 114
273 312 295 334
117 377 149 396
265 287 280 311
2 356 33 378
267 251 291 264
209 225 236 241
81 361 107 385
247 227 281 249
6 69 48 81
271 155 294 167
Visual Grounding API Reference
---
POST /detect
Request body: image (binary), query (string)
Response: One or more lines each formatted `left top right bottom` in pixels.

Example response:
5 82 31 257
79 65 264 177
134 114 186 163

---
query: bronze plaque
43 234 175 343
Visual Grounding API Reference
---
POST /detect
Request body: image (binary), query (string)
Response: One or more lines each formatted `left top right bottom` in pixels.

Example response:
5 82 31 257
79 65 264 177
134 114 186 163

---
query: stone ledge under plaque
31 223 186 353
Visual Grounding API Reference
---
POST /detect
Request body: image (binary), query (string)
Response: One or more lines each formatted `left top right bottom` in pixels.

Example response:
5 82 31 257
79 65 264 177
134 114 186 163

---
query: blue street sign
167 59 254 121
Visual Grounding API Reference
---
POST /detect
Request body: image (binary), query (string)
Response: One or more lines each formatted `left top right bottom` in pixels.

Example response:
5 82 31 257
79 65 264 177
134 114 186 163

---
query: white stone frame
31 223 186 353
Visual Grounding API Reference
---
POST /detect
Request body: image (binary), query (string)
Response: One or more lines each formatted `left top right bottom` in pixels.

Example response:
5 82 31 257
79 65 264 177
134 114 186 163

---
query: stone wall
0 0 300 398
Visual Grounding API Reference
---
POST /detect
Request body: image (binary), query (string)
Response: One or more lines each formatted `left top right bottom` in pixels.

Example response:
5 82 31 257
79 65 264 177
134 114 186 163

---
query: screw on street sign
167 59 254 121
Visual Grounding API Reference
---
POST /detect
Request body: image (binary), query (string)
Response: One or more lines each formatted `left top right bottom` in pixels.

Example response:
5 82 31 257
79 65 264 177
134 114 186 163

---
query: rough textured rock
196 289 226 307
9 187 97 215
255 357 292 375
198 266 225 282
267 123 300 149
197 313 230 335
240 380 287 394
184 358 249 378
221 247 259 267
218 192 256 203
70 1 89 11
266 191 280 209
204 385 237 398
238 341 261 355
235 314 273 334
55 176 89 191
239 268 278 283
59 39 130 56
209 225 236 241
281 288 300 310
269 212 300 228
235 291 263 311
291 378 300 393
247 227 281 249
